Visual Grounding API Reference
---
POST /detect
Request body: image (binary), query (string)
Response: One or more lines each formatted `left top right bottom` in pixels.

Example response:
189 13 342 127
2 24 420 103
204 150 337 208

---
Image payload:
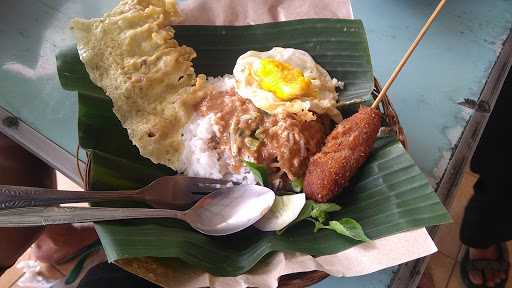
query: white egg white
233 47 342 122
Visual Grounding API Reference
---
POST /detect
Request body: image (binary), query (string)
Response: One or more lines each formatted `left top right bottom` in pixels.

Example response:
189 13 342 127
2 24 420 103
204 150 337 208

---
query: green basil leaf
310 202 342 223
295 200 341 224
294 200 315 223
316 218 370 242
283 200 341 231
290 178 304 193
243 160 268 186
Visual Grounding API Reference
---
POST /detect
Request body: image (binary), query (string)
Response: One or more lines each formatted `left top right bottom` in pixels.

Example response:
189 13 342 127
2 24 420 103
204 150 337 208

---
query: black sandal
460 244 510 288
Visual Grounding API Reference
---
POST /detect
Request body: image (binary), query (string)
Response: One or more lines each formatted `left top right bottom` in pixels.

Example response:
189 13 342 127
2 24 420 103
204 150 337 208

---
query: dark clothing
0 132 56 188
78 262 159 288
460 73 512 249
0 133 54 270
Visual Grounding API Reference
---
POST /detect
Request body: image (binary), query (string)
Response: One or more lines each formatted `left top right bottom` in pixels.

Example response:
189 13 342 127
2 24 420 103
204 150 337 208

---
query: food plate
57 18 450 279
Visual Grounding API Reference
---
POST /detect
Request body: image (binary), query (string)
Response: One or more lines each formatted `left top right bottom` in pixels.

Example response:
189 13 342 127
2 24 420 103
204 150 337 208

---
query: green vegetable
240 113 258 121
229 122 238 157
296 200 341 224
284 200 369 242
278 200 341 234
244 137 260 151
310 202 341 223
290 178 303 192
243 160 268 186
295 201 368 242
254 128 264 140
314 218 370 242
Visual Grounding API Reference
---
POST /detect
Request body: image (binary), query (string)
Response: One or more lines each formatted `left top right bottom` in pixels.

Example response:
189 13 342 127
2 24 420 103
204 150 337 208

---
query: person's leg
0 133 52 271
460 75 511 287
460 176 510 286
32 224 98 264
0 132 98 271
460 177 512 249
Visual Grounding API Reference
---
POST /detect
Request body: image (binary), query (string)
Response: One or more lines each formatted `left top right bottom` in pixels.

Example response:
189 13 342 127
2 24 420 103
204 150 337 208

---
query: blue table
1 0 511 287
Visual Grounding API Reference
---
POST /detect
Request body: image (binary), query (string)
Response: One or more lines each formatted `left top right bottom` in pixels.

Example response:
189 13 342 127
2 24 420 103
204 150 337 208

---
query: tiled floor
424 171 512 288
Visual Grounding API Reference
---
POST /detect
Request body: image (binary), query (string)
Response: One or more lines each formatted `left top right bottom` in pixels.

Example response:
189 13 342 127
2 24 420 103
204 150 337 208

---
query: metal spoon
0 185 275 236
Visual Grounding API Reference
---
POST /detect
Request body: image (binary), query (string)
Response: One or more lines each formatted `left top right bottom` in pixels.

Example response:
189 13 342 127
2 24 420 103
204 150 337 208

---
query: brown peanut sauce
199 89 330 187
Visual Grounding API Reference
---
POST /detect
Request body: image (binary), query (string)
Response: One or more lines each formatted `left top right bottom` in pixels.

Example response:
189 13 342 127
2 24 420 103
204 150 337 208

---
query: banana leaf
59 19 374 103
56 19 450 277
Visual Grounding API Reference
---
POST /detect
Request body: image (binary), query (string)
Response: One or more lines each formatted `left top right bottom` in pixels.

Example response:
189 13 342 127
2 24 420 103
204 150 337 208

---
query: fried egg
233 47 342 122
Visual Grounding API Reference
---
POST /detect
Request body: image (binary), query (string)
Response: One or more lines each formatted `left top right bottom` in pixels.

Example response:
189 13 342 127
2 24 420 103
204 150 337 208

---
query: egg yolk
255 58 311 101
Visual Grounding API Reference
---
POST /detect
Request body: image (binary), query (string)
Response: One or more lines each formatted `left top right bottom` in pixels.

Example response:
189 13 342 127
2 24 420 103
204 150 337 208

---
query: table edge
390 29 512 288
0 106 85 187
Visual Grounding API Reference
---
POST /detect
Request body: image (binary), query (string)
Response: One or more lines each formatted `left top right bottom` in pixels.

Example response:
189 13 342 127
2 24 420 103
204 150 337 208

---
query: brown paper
116 1 439 287
117 229 436 288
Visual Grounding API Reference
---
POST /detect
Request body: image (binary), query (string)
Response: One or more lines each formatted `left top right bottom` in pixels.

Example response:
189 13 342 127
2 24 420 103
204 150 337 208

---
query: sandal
460 243 510 288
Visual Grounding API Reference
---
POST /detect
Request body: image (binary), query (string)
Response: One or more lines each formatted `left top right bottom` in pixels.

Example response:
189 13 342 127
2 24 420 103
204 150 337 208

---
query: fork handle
0 185 141 209
0 207 185 226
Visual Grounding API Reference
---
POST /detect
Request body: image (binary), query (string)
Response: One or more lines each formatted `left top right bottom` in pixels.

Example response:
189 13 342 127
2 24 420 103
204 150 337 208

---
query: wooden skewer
371 0 448 109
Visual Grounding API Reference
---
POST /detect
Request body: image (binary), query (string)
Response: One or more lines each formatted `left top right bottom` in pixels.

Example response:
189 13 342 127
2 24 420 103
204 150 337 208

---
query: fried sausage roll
304 106 381 202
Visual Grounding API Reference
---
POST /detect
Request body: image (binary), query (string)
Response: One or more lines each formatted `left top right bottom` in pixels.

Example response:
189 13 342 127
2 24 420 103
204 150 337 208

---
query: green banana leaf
59 19 374 103
56 18 450 277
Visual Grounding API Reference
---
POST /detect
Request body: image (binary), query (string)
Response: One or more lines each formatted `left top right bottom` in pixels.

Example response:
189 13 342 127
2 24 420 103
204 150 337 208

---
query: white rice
177 76 257 185
207 74 236 91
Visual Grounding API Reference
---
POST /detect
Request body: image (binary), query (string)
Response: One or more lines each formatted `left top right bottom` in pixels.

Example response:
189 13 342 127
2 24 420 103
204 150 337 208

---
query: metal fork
0 176 233 210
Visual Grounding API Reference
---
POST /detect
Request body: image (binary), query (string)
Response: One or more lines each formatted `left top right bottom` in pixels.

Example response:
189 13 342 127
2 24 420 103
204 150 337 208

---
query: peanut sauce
199 89 329 185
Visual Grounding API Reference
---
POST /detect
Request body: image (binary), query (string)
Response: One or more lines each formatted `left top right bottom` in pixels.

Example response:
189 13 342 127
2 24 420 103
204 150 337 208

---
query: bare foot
32 224 98 265
468 245 507 287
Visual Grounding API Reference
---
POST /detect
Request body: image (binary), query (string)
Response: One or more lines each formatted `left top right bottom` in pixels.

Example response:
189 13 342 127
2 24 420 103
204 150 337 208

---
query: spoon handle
0 206 185 226
0 185 142 209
